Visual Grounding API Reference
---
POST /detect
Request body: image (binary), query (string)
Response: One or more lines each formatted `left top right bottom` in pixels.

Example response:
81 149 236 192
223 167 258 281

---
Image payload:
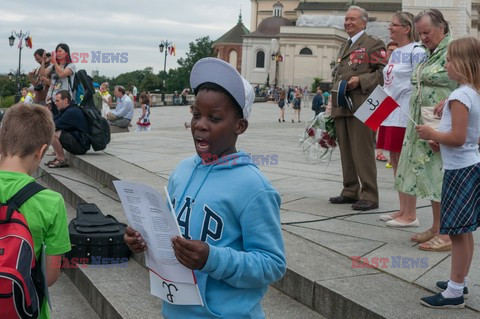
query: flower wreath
299 112 337 162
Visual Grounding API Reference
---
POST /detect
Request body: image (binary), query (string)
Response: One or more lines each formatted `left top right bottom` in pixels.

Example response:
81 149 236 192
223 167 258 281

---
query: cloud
1 0 251 78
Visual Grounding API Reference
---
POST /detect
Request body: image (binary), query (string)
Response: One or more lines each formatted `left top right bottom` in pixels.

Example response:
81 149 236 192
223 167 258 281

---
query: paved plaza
44 101 479 318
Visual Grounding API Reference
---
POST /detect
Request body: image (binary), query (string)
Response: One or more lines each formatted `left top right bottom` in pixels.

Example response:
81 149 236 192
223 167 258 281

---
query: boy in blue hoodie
125 58 286 318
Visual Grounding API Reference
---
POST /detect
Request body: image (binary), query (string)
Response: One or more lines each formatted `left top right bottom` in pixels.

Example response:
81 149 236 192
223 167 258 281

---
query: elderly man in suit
330 6 387 211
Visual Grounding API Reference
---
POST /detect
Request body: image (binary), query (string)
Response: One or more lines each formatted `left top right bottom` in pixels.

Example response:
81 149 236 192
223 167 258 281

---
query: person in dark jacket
311 89 324 116
46 90 90 168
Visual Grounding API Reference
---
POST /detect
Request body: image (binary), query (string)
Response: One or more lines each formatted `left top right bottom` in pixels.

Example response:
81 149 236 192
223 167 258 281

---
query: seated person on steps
46 90 90 168
106 85 134 128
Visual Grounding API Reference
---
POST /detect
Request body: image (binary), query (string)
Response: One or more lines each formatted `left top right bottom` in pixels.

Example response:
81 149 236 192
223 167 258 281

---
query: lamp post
271 51 283 88
159 40 173 105
8 30 29 103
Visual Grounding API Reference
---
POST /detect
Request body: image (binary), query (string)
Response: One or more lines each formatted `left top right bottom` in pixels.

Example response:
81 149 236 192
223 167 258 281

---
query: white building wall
403 0 472 37
277 27 347 88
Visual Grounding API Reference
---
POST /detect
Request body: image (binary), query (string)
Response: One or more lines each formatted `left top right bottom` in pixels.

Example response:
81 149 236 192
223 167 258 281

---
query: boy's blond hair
0 103 54 158
447 37 480 91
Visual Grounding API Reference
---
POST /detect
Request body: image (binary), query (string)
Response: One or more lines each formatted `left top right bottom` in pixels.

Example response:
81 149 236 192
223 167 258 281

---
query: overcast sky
1 0 251 78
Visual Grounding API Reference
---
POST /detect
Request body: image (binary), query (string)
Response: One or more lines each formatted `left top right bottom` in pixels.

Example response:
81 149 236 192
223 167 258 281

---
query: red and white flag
354 85 399 131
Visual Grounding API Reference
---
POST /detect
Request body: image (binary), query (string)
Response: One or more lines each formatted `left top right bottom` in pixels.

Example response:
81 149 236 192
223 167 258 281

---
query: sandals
418 236 452 252
410 229 435 243
47 159 69 168
44 158 58 166
376 154 388 162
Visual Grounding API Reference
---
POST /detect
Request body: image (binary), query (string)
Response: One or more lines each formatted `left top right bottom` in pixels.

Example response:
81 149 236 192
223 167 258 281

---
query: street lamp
159 40 173 105
271 51 283 88
8 30 30 103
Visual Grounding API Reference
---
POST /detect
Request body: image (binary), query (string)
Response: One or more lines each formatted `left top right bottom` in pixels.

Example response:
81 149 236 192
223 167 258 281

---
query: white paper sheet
113 180 203 305
149 271 203 306
40 244 51 310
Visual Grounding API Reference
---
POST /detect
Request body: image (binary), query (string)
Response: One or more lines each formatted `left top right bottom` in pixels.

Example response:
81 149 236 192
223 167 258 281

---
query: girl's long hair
447 37 480 91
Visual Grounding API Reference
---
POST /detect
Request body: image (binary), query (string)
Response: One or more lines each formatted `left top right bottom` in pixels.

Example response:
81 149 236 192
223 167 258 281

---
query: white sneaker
386 218 420 228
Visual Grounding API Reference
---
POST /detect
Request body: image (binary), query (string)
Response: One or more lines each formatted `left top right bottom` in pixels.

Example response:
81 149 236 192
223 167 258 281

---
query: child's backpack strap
4 182 46 221
0 181 47 318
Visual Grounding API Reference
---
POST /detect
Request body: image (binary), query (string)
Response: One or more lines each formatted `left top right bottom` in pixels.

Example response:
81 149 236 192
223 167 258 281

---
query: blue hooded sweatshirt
162 151 286 318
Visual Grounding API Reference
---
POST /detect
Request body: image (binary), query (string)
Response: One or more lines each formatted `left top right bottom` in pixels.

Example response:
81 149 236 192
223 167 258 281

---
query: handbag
420 106 441 130
65 203 130 265
417 64 441 129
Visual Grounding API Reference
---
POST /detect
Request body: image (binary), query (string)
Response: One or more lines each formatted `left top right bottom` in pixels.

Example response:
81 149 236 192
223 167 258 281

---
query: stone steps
49 272 100 319
36 151 480 318
36 153 325 319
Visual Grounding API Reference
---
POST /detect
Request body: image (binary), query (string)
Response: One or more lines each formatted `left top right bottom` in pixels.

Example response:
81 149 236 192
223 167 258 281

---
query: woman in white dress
377 12 426 227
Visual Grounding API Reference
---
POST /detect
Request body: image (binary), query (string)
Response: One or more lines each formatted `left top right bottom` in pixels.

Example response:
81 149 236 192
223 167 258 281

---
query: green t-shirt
0 170 71 319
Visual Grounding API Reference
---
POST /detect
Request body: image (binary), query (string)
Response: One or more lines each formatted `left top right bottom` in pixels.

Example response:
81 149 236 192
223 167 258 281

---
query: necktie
339 39 352 59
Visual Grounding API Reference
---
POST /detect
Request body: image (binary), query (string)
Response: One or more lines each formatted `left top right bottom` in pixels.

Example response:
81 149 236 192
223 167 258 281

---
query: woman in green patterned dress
394 9 457 251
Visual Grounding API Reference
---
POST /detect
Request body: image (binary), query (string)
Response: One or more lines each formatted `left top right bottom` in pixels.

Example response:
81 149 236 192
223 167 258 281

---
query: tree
140 72 162 92
113 67 158 92
92 74 111 86
311 77 324 93
166 68 188 93
174 36 215 90
0 75 16 97
177 36 215 72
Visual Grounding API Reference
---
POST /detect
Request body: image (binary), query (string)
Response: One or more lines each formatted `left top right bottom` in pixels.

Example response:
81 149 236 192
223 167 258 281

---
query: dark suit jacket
331 32 386 117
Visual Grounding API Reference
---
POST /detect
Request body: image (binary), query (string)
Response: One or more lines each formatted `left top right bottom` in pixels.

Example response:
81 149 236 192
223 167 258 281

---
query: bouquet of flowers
299 112 337 162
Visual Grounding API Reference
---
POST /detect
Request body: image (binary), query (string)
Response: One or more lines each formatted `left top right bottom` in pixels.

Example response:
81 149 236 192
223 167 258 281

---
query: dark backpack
69 69 94 107
70 70 110 151
0 182 46 319
79 104 111 151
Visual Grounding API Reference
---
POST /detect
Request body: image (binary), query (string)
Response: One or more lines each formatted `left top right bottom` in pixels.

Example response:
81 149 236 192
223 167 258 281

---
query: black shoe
420 293 464 309
436 281 469 297
278 119 281 123
351 200 379 211
329 196 357 204
282 119 285 122
291 119 294 123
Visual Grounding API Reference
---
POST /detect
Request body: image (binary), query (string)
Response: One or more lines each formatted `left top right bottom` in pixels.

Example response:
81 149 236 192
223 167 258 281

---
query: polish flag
354 85 399 131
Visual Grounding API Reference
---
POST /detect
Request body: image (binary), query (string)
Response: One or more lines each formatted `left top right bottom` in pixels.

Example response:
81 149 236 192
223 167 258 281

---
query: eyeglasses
389 23 405 28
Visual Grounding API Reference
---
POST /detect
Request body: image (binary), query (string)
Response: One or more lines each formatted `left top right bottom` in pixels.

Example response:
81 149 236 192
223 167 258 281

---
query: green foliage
92 74 110 86
311 77 323 93
0 95 15 108
166 68 189 93
140 72 162 92
0 75 17 97
177 36 215 73
173 36 215 91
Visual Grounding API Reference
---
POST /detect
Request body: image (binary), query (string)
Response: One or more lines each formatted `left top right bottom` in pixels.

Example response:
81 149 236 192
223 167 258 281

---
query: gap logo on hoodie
173 197 224 242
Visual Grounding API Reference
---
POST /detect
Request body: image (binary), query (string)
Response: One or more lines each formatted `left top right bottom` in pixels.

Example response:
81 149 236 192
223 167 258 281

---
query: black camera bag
65 203 130 264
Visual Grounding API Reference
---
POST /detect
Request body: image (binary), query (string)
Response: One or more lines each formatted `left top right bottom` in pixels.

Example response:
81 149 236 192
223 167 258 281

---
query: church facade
235 0 479 88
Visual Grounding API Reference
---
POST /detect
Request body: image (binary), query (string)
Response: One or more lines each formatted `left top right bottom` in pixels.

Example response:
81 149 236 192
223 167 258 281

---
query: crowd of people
329 6 479 309
256 84 331 123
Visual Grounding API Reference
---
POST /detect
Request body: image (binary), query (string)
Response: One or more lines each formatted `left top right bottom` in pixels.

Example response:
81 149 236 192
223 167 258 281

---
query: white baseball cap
190 58 254 119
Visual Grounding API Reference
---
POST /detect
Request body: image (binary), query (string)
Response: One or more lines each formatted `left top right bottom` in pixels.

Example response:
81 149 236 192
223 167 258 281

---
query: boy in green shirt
0 103 71 319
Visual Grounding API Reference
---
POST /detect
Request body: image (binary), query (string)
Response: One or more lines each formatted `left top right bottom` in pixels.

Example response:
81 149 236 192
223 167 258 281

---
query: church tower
213 11 250 72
